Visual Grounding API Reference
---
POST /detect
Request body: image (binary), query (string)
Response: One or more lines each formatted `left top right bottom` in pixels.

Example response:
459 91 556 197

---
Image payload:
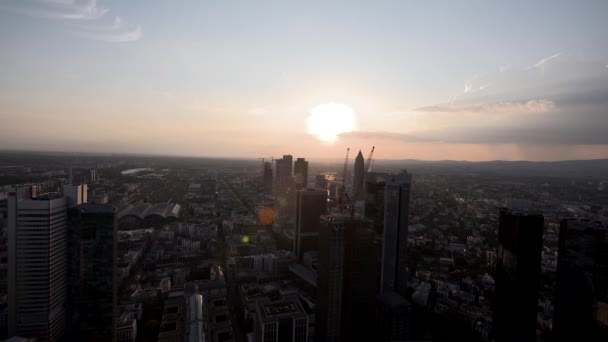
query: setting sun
307 103 357 143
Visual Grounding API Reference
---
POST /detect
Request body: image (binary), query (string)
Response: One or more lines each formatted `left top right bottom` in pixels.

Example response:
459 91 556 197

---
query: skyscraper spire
353 150 365 200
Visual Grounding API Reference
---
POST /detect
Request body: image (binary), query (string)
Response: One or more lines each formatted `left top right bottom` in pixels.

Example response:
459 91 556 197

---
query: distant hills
1 150 607 179
373 159 608 179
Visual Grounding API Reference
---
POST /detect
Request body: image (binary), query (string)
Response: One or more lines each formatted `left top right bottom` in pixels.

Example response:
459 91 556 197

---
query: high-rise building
89 169 97 184
493 208 544 342
379 171 412 297
263 161 273 195
62 184 87 208
316 214 346 342
364 172 387 235
67 204 118 341
254 295 308 342
275 155 293 195
294 158 308 190
7 186 67 342
314 175 327 190
353 150 365 200
316 214 378 342
294 188 327 261
364 171 413 340
553 218 608 341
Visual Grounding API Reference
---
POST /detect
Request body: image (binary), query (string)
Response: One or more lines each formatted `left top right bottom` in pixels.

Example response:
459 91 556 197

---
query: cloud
414 99 555 114
341 131 433 142
499 64 512 73
7 0 109 20
79 15 122 31
464 81 473 93
4 1 142 43
527 52 561 70
74 26 142 42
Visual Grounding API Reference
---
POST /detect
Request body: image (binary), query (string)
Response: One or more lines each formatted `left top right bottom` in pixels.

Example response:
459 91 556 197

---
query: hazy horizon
2 1 608 161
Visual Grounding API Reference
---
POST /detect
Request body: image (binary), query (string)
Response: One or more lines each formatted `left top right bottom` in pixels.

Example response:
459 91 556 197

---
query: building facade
294 158 308 190
379 171 412 297
294 189 327 261
553 218 608 341
493 208 544 342
275 155 293 195
67 203 118 341
7 187 67 342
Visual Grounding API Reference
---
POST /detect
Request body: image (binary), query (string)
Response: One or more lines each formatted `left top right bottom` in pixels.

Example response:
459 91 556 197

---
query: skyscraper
553 218 608 342
339 215 378 342
493 208 544 342
263 161 273 195
316 214 346 342
275 155 293 195
294 158 308 190
7 186 67 342
379 171 412 297
294 188 327 261
67 204 118 341
353 150 364 200
316 214 378 342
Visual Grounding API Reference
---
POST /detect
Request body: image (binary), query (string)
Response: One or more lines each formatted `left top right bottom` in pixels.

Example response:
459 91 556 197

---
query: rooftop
264 301 299 316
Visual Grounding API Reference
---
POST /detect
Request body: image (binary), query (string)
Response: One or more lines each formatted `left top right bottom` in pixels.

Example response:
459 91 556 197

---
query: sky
1 0 608 161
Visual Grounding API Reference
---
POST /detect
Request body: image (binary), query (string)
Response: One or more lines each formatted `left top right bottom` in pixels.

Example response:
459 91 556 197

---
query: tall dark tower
263 161 273 195
353 150 365 200
316 214 378 342
275 155 293 195
380 171 412 297
294 188 327 261
67 203 118 341
493 208 544 342
553 218 608 342
294 158 309 190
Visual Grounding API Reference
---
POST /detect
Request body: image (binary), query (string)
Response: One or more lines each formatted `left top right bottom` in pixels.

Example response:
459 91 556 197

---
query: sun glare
307 103 357 143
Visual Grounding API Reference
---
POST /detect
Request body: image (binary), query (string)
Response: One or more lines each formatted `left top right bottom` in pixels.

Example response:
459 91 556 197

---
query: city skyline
2 1 608 161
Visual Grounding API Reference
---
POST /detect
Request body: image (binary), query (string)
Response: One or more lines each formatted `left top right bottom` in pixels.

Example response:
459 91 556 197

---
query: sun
307 103 357 143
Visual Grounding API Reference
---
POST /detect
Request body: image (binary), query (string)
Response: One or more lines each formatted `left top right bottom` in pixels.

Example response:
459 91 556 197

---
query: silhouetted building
254 295 308 342
316 214 346 342
7 187 67 342
316 214 378 342
314 175 327 190
364 173 387 236
67 204 118 341
275 155 293 195
340 216 378 342
353 150 365 200
294 189 327 261
294 158 308 190
263 161 274 195
379 171 412 297
553 218 608 342
493 208 544 342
